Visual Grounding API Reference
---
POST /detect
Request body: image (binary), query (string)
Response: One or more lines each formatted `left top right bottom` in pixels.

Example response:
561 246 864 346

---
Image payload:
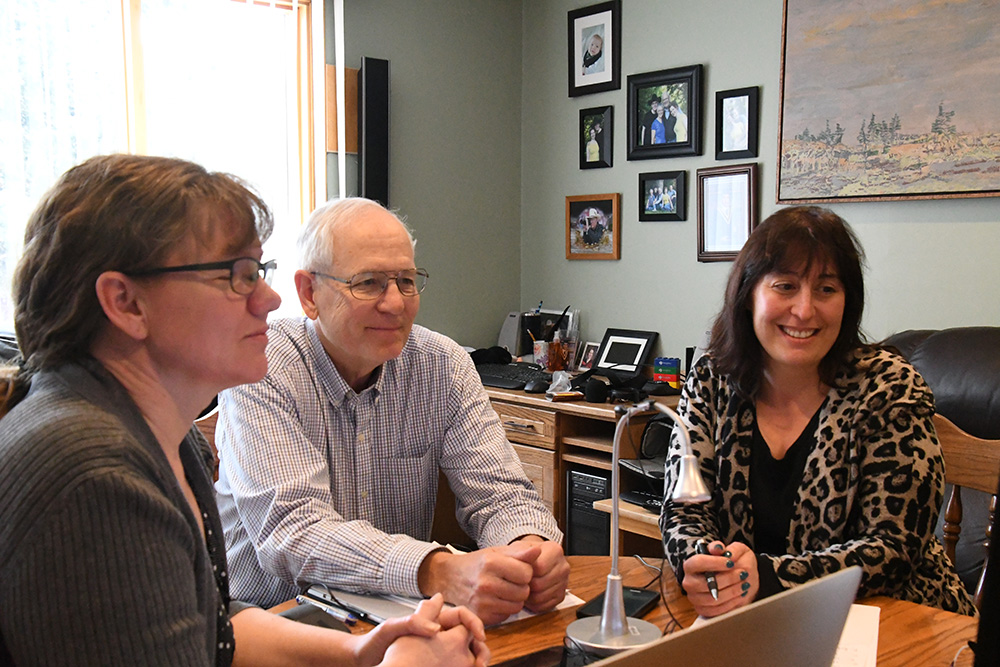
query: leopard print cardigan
658 346 976 615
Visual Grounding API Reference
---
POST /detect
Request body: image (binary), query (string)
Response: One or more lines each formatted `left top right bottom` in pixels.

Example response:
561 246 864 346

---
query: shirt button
359 433 367 444
361 491 369 500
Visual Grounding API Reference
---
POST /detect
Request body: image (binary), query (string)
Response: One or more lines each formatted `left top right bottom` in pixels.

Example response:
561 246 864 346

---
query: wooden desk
272 555 978 665
482 387 679 536
487 555 978 666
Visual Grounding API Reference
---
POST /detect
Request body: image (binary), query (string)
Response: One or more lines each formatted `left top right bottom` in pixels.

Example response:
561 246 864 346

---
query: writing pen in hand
696 539 719 601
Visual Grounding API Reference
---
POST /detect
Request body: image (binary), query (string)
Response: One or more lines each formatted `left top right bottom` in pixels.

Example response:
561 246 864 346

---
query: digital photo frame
593 328 658 376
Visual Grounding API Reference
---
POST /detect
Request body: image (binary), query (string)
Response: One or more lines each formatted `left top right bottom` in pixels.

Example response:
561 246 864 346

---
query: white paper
832 604 880 667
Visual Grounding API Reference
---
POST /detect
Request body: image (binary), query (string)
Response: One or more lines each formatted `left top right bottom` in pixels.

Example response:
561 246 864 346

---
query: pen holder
522 313 542 355
533 340 549 368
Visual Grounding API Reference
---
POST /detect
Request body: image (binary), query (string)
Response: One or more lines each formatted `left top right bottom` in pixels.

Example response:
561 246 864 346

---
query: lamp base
564 615 662 656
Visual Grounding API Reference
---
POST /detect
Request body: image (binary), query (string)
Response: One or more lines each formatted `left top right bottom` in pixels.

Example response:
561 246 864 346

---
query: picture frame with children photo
639 170 686 222
567 1 621 97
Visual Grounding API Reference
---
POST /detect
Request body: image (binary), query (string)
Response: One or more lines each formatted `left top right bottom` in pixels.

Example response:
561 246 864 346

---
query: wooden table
488 556 978 666
275 555 978 665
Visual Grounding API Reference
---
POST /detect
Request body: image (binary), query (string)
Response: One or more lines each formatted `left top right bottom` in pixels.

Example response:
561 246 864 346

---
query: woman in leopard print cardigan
659 206 975 618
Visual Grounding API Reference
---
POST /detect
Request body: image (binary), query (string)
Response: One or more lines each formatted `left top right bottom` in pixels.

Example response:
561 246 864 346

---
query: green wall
333 1 523 347
338 1 1000 356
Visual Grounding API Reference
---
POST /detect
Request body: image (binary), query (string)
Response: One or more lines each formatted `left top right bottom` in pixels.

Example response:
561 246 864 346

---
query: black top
750 401 823 597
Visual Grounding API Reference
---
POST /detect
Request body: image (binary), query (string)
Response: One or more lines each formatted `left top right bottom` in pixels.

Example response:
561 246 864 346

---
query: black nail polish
726 560 734 568
741 590 748 597
740 571 748 581
742 582 750 591
723 550 732 558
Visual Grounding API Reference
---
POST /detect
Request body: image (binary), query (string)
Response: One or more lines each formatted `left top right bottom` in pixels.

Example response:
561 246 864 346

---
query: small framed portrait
566 193 621 260
638 170 686 222
579 106 613 169
576 341 601 371
567 1 621 97
696 163 759 262
626 64 703 160
716 86 759 160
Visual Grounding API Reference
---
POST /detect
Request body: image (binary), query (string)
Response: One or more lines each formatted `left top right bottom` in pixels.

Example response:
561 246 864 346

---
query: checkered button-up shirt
215 317 560 608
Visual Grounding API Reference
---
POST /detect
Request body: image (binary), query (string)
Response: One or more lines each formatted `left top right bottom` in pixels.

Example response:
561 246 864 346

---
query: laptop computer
590 566 862 667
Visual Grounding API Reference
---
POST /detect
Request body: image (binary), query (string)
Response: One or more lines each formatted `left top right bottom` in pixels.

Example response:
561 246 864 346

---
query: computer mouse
523 379 549 394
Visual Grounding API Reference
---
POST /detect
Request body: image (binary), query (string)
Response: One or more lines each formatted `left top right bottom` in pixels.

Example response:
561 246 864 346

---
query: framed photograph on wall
626 64 702 160
696 163 759 262
638 170 686 221
716 86 759 160
579 106 613 169
567 1 621 97
566 193 621 260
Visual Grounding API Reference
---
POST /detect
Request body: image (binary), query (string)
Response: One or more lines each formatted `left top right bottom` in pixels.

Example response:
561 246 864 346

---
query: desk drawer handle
503 419 539 433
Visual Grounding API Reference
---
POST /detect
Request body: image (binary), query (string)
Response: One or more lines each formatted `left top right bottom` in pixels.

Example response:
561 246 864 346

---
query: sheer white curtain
0 0 323 329
0 1 128 329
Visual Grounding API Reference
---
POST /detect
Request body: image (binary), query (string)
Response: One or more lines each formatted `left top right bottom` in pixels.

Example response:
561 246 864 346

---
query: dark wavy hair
12 153 273 375
707 206 866 399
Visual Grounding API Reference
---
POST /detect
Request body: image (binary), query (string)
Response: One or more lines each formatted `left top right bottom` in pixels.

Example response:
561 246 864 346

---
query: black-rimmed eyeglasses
311 268 429 300
128 257 276 296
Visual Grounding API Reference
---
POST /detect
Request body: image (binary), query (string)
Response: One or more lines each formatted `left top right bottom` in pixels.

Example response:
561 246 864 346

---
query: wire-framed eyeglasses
311 268 429 300
128 257 276 296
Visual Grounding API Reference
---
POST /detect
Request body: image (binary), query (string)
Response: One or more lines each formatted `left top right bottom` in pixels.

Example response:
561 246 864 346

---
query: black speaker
584 378 609 403
358 56 389 206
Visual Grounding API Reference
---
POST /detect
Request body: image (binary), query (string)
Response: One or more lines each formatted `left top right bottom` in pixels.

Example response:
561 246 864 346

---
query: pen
296 594 358 625
696 539 719 601
535 300 542 314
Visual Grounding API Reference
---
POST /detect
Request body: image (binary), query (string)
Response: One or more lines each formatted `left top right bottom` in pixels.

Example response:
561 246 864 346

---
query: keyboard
620 489 664 512
476 362 551 390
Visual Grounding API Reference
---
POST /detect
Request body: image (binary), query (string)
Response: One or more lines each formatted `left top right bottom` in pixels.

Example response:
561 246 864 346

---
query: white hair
296 197 416 272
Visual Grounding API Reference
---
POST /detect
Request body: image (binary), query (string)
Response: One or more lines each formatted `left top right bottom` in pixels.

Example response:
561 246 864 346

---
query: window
0 0 324 330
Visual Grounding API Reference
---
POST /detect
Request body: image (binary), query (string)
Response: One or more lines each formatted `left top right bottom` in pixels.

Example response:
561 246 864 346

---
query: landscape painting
777 0 1000 203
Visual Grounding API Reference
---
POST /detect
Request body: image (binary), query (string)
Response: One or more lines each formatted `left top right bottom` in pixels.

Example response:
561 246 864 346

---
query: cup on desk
546 339 566 372
533 340 549 368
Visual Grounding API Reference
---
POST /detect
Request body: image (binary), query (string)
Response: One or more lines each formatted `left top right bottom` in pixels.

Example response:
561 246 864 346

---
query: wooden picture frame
638 170 686 222
716 86 759 160
567 1 622 98
579 106 613 169
626 64 702 160
566 193 621 260
696 163 758 262
778 0 1000 202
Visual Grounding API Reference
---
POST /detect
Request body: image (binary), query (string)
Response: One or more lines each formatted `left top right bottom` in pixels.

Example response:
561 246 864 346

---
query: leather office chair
884 327 1000 609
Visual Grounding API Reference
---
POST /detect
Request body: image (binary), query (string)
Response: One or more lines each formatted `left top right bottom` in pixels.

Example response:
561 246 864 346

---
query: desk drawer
492 401 556 450
512 443 557 513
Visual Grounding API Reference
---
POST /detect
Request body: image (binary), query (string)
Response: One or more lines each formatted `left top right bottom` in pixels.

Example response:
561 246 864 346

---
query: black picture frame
579 106 613 169
696 163 759 262
638 170 686 221
716 86 759 160
567 1 622 98
626 64 702 160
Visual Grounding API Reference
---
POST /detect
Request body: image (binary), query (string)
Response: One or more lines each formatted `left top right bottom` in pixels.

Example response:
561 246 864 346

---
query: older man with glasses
215 197 567 626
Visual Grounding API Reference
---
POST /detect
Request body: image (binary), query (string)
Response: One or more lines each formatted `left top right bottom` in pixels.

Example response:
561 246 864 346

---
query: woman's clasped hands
360 593 490 667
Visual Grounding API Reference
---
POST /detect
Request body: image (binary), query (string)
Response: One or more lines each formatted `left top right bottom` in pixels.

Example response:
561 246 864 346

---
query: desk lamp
565 399 710 655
